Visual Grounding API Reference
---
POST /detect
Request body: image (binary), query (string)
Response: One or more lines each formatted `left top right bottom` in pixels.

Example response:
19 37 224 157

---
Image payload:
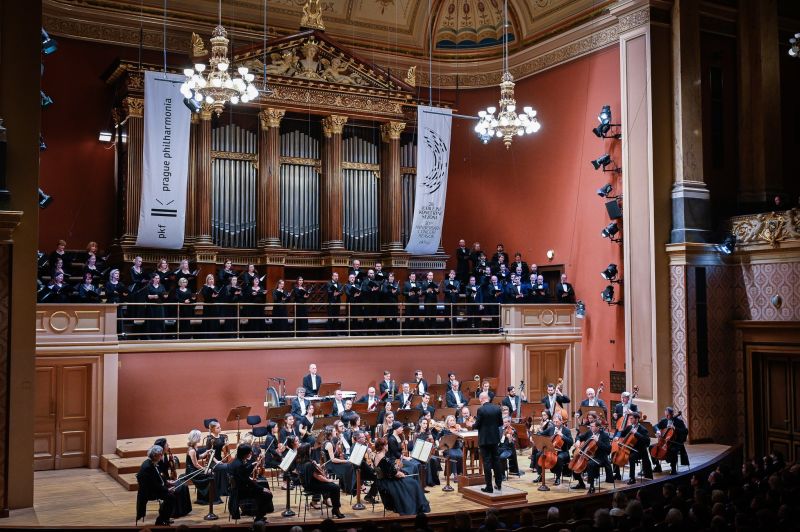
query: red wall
118 344 508 438
441 45 625 391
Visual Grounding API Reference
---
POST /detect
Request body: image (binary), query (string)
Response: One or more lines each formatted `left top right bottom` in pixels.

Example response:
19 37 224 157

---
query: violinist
502 384 527 420
144 273 168 340
358 386 380 412
375 410 395 440
280 413 299 442
531 413 572 486
354 431 379 503
373 437 431 516
650 407 688 475
199 274 221 339
441 415 465 477
571 420 611 493
239 432 268 488
261 422 283 469
292 276 311 336
185 429 216 505
271 279 290 336
376 402 393 430
205 420 230 496
616 411 652 484
541 382 570 419
412 417 442 486
296 443 346 518
243 276 267 336
297 420 316 447
172 277 196 339
387 421 420 476
333 420 353 456
457 406 476 430
446 380 466 409
153 438 191 518
227 444 273 523
220 275 243 337
322 425 355 495
291 387 312 419
498 416 521 478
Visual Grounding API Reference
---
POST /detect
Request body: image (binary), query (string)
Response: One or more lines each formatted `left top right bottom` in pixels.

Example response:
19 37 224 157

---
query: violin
167 450 178 481
650 411 682 460
250 451 265 481
537 428 564 470
568 435 599 474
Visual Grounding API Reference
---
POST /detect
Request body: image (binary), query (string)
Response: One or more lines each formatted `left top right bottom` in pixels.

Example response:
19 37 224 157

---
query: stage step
115 430 239 458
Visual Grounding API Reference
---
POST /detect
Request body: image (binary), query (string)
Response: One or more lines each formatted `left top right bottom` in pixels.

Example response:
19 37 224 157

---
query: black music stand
279 449 298 517
227 405 252 443
434 408 457 421
531 434 558 492
438 433 459 492
317 382 341 398
359 411 379 428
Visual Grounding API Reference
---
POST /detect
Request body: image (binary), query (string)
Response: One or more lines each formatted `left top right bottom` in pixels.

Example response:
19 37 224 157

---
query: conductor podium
455 430 528 508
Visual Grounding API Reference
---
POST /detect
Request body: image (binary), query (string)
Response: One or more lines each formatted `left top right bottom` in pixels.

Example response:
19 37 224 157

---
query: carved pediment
234 30 414 94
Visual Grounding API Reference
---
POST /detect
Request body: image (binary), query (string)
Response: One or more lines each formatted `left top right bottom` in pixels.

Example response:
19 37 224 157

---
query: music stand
279 448 298 517
312 417 330 431
520 402 538 421
438 433 459 492
352 402 369 413
395 409 419 426
434 408 456 421
265 405 290 422
348 443 368 510
462 381 480 396
511 422 530 449
410 395 423 408
531 434 558 491
428 383 448 406
360 411 379 428
317 382 342 397
227 405 252 443
315 401 334 417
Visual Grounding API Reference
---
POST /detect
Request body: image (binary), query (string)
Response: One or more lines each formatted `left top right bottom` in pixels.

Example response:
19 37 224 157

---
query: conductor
473 391 504 493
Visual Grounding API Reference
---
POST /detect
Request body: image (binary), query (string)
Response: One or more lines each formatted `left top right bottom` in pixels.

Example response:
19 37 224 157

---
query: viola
167 450 178 481
568 436 599 474
650 411 682 460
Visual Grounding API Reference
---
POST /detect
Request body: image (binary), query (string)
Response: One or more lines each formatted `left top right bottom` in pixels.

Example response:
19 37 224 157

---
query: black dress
156 455 192 517
77 283 102 303
271 289 289 336
220 284 242 337
172 287 196 339
128 266 148 320
185 450 216 504
244 285 267 336
206 435 229 497
411 432 441 486
324 443 355 495
376 456 430 515
199 285 220 338
144 284 166 340
292 286 310 335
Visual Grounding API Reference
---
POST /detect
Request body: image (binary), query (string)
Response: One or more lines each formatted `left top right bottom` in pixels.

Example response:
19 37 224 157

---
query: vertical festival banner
405 106 452 255
137 71 191 248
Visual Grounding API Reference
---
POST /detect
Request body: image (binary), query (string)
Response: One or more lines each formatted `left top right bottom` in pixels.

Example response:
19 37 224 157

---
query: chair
134 471 163 525
226 476 256 523
203 418 219 429
247 415 262 431
298 467 330 522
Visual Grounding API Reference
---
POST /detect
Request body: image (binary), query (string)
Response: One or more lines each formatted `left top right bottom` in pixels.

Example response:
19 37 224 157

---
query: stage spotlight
592 105 622 139
40 91 54 108
38 188 53 209
598 105 611 124
183 97 201 114
601 285 622 305
601 263 619 282
575 300 586 319
39 136 47 151
717 234 737 255
41 29 58 55
597 183 614 197
591 154 611 170
98 131 113 142
601 222 621 242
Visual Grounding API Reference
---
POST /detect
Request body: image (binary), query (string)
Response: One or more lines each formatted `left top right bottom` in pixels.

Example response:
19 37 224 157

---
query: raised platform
461 484 528 508
3 444 734 529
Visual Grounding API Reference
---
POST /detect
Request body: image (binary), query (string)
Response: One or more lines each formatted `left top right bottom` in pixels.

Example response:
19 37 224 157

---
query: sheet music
411 439 433 462
348 443 367 466
279 449 297 472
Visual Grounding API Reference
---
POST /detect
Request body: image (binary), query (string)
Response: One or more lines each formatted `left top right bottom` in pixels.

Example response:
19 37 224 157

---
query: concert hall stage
0 444 733 529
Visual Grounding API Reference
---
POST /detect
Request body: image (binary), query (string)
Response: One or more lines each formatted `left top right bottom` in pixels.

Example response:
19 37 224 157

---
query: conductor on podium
474 391 504 493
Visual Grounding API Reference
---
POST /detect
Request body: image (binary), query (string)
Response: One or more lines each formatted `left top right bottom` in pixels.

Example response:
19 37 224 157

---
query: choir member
76 271 102 303
556 273 575 303
491 243 509 269
217 259 237 286
381 272 400 334
345 273 362 335
39 271 70 303
244 276 267 336
292 276 310 336
271 279 290 336
48 239 72 274
172 277 196 339
200 274 221 339
403 272 421 334
173 259 197 292
220 275 242 337
144 273 167 340
511 252 530 280
325 272 342 334
455 239 470 284
422 272 439 331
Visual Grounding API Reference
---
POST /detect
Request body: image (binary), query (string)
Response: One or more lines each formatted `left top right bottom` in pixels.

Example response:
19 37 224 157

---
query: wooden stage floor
2 444 729 528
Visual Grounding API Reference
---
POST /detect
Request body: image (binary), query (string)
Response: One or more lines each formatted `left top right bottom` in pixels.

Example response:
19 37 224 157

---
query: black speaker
605 199 622 220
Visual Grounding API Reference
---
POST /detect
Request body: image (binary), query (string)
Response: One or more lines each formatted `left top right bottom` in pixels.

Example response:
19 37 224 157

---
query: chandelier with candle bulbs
180 1 259 116
474 0 540 148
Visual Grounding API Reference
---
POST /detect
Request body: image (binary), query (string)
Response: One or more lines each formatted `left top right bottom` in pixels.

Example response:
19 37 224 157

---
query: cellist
616 411 652 484
610 391 638 480
570 420 611 493
531 413 572 486
650 407 688 475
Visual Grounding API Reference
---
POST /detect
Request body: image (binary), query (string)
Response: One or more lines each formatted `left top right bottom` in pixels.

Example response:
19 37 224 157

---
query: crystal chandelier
180 1 259 116
474 0 540 148
790 32 800 58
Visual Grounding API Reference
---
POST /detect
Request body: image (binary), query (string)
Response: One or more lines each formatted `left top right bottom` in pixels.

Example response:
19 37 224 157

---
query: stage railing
35 302 579 341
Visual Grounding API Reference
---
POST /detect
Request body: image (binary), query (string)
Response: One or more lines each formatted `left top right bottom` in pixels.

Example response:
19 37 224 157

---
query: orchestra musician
261 423 283 469
616 411 652 484
172 277 196 339
541 382 571 418
205 420 230 496
446 380 466 409
612 389 639 480
358 386 380 412
291 387 311 419
340 399 358 426
475 380 496 401
375 410 395 440
325 272 342 335
531 413 572 486
575 387 608 423
650 406 688 475
414 370 429 396
416 393 435 417
379 371 396 401
397 383 413 409
411 417 441 487
184 429 216 505
296 444 346 518
333 420 353 456
403 272 422 334
456 406 476 430
441 415 465 477
387 421 420 476
498 416 521 478
353 431 379 504
331 390 347 417
279 413 299 442
200 274 221 339
322 425 355 495
571 420 611 493
153 438 191 518
297 403 316 431
302 363 322 396
135 445 176 526
227 444 273 523
374 437 431 516
501 384 527 419
271 279 290 336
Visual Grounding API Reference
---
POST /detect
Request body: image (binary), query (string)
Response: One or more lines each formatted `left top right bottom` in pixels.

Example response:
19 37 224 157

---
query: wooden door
754 355 800 462
33 363 92 470
526 347 566 412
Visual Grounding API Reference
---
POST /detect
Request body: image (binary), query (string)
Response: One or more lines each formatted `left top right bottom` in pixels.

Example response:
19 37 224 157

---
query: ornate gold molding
400 167 416 175
342 161 380 175
271 86 404 119
731 208 800 246
322 115 348 137
122 97 143 118
281 156 321 169
258 108 286 129
200 107 213 121
0 211 23 243
380 121 406 143
212 151 258 162
299 0 325 31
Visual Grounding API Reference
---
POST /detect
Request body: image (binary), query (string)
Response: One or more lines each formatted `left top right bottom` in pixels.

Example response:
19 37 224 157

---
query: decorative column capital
322 115 348 137
259 108 286 129
122 97 143 119
190 112 200 124
200 107 214 121
380 121 406 143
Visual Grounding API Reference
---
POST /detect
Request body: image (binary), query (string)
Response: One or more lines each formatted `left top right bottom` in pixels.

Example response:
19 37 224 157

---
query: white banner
137 71 191 249
405 106 452 255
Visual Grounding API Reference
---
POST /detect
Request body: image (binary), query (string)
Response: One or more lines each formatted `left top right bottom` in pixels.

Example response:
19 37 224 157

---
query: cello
611 428 639 467
650 411 683 461
568 435 599 474
537 428 564 470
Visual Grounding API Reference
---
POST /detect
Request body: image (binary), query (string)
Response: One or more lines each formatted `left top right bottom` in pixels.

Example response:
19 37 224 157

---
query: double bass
650 411 683 460
615 385 646 431
554 378 569 422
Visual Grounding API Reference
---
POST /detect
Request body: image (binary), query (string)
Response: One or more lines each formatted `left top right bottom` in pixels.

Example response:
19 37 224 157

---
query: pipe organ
342 126 380 252
280 127 321 250
211 124 258 249
400 139 417 247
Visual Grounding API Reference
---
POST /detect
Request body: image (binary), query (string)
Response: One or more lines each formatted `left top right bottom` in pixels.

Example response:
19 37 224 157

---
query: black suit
228 457 273 519
291 397 311 417
474 402 504 490
378 380 396 400
456 248 470 282
612 402 639 434
618 423 652 480
331 400 347 417
572 430 612 485
325 280 343 332
651 416 688 470
576 398 608 420
413 378 429 396
556 282 575 303
501 395 525 418
302 374 322 396
475 389 496 401
446 389 466 408
135 459 175 525
541 393 571 417
416 403 435 417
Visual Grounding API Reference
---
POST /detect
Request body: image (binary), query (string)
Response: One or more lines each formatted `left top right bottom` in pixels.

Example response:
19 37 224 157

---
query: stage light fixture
98 131 113 142
575 300 586 319
183 97 202 114
39 136 47 151
597 183 617 198
40 91 53 108
38 188 53 209
592 105 622 139
601 263 620 282
601 222 621 242
41 29 58 55
717 234 737 255
591 154 621 173
601 285 622 306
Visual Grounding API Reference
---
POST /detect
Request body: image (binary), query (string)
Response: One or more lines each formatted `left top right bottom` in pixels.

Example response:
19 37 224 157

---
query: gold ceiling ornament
300 0 325 31
405 65 416 86
190 32 208 59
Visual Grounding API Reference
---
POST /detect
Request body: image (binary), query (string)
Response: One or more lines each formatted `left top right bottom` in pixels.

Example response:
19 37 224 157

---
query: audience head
546 506 560 522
